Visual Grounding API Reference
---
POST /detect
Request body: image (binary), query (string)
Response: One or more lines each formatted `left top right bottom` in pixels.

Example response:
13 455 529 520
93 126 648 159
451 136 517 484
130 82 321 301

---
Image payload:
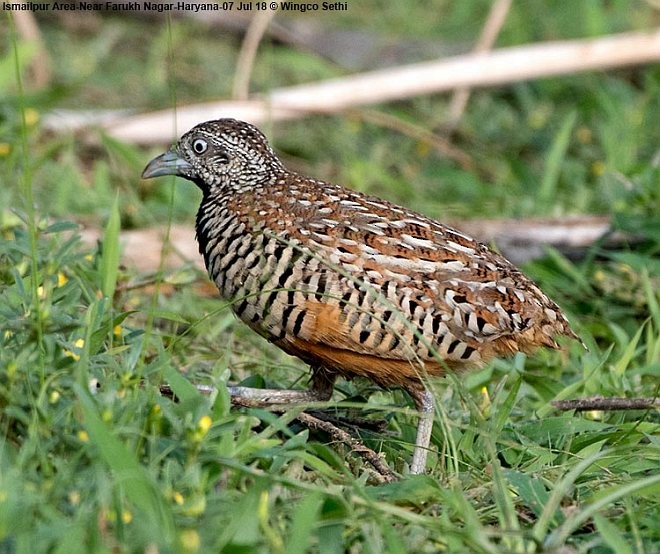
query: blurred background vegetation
1 1 659 552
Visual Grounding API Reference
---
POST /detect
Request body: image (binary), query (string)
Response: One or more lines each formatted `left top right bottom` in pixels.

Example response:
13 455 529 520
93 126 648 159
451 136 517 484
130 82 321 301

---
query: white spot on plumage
441 260 465 271
311 232 332 242
364 200 390 210
401 234 436 249
482 323 499 335
446 240 476 254
402 218 430 228
382 268 412 282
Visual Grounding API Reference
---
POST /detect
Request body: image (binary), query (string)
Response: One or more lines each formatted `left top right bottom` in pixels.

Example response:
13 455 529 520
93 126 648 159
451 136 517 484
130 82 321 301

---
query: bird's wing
236 179 574 367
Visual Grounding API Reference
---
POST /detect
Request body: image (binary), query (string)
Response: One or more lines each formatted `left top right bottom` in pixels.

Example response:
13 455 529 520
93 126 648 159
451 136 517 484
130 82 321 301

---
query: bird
142 118 579 474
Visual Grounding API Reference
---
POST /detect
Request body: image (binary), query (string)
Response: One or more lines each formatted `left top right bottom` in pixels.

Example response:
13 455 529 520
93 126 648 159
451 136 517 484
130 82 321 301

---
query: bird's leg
227 367 335 407
407 387 436 475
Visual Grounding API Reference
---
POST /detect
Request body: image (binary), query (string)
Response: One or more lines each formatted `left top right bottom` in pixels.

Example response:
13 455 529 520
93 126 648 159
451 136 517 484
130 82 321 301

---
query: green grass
2 4 659 552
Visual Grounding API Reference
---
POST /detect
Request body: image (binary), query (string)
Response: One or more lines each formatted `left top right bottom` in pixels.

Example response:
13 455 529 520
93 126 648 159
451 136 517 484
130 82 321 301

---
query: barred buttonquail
142 118 579 474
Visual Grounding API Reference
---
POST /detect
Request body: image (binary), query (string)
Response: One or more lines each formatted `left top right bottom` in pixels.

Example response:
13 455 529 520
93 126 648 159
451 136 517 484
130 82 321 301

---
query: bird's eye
192 138 208 154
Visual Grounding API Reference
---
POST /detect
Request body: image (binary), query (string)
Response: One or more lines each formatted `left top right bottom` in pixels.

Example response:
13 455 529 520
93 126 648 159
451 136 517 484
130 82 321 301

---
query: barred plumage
142 118 580 474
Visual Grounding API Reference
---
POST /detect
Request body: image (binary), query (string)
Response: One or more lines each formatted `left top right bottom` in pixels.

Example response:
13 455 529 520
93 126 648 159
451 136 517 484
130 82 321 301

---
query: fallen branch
552 397 660 411
77 215 623 271
78 29 660 144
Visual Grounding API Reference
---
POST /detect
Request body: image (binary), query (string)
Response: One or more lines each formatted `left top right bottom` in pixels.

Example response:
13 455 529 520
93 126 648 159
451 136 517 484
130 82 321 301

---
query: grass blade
99 194 121 299
539 110 577 209
593 513 633 554
545 474 660 549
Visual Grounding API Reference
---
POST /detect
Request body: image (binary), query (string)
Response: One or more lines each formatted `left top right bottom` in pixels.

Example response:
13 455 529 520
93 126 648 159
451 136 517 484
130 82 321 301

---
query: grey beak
142 150 192 179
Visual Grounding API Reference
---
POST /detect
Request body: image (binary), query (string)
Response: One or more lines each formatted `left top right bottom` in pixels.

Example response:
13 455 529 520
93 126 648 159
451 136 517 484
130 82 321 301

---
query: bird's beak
142 149 193 179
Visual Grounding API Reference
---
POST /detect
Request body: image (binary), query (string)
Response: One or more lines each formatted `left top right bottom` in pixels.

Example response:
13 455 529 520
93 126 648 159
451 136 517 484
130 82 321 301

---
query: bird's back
196 171 577 389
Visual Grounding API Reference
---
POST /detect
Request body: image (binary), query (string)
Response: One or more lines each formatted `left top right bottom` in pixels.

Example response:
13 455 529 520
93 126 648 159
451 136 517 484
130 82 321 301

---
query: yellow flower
181 495 206 516
121 510 132 524
6 362 17 378
0 143 10 157
173 491 184 505
64 337 85 362
57 272 68 287
179 529 200 552
77 430 89 442
198 415 212 434
479 386 492 415
63 349 80 361
113 324 122 337
617 263 633 275
25 108 39 126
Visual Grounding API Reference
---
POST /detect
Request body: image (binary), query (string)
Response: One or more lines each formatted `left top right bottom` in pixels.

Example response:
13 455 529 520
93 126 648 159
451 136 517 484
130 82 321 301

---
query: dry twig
233 7 279 100
12 11 52 89
444 0 512 131
295 411 398 483
355 109 475 171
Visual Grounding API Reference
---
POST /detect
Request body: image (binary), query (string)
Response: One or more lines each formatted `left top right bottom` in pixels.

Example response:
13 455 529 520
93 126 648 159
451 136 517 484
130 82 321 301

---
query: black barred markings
146 117 577 384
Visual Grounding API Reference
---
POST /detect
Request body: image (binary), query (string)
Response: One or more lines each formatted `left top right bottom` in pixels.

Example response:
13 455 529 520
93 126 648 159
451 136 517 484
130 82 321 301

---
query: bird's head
141 118 285 192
